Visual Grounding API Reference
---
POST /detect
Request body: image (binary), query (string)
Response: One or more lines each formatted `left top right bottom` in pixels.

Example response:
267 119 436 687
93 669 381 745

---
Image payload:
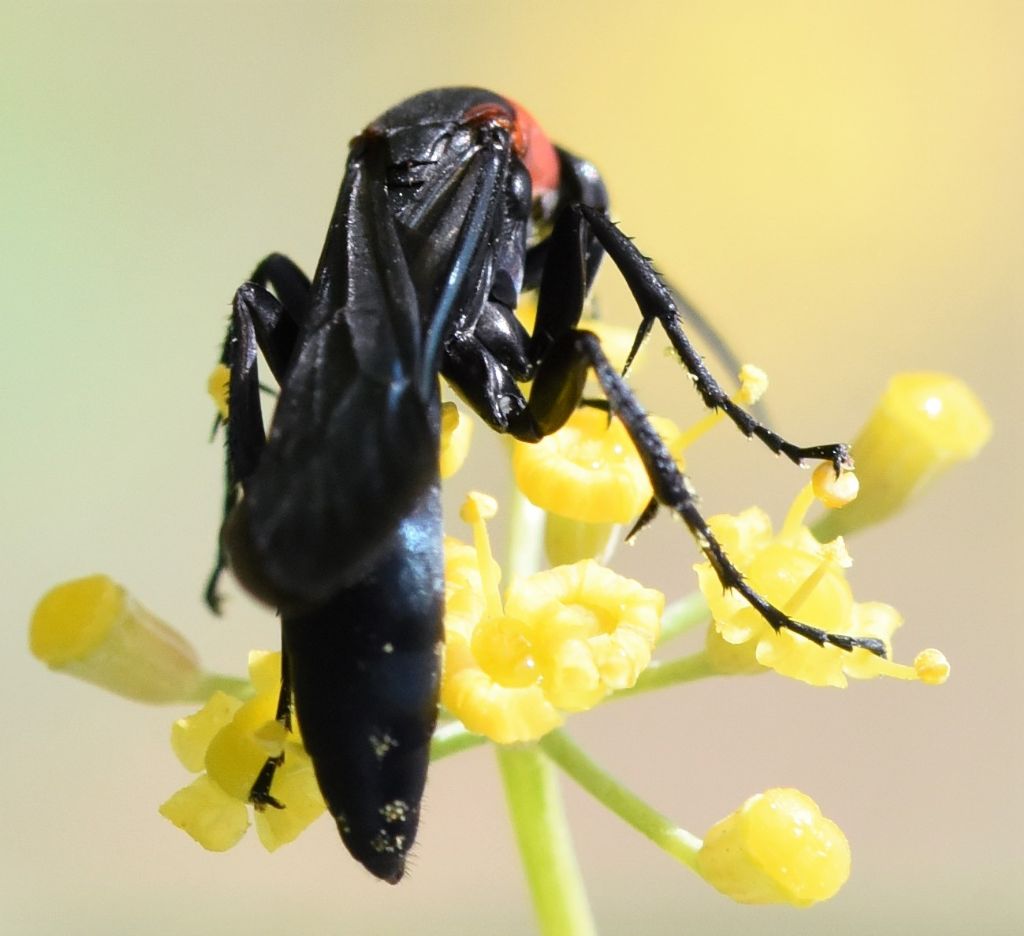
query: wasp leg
204 256 311 613
624 497 660 543
523 146 608 292
248 645 293 810
573 205 850 473
530 330 885 656
213 283 300 810
207 256 311 807
248 253 311 341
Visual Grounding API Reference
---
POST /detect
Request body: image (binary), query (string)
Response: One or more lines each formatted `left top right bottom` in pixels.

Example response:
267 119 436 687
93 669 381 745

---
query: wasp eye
507 162 531 222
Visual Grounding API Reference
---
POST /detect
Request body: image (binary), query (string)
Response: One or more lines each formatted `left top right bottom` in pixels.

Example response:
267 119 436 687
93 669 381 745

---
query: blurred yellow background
4 2 1021 934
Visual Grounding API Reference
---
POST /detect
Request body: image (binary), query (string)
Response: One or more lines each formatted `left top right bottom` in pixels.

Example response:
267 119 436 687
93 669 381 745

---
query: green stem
657 591 710 646
500 488 595 935
430 721 487 761
613 650 716 699
497 745 597 936
505 487 547 579
193 672 255 701
429 650 716 764
539 730 702 870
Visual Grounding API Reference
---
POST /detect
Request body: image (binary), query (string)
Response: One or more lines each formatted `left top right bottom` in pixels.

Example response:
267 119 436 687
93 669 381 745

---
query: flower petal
159 774 250 852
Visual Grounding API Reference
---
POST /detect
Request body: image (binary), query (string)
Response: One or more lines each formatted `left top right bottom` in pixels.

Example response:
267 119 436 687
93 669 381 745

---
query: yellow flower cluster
697 492 948 687
28 363 985 906
160 651 324 851
441 494 664 743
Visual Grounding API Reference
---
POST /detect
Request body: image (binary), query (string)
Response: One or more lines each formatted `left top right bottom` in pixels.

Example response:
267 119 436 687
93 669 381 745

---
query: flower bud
816 373 991 539
696 788 850 906
30 575 205 703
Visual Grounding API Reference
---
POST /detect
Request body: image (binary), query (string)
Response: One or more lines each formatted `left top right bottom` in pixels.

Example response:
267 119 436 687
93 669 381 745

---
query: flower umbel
30 359 984 930
442 493 664 743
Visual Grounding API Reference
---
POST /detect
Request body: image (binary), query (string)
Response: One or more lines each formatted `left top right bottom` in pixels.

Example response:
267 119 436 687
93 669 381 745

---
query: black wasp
206 87 883 883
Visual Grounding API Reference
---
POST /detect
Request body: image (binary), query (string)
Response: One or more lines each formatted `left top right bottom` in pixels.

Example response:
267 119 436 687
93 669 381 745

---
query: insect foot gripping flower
815 372 992 540
441 493 664 743
160 650 326 852
696 789 850 906
696 477 950 687
30 575 206 703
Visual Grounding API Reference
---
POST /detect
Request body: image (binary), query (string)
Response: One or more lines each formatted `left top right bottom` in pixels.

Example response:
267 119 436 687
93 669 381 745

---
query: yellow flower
440 401 473 479
160 650 325 852
158 775 250 852
207 363 230 420
811 461 860 509
441 494 664 743
30 575 205 703
513 364 768 566
170 689 243 772
513 408 683 525
696 486 948 687
696 788 850 906
506 561 663 712
512 290 679 544
817 372 991 539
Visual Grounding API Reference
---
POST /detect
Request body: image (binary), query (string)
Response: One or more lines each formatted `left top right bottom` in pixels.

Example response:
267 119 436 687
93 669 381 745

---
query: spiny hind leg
204 255 310 612
528 329 884 656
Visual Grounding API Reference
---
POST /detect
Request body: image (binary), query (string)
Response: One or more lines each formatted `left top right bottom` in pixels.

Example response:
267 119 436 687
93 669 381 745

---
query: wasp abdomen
282 488 444 883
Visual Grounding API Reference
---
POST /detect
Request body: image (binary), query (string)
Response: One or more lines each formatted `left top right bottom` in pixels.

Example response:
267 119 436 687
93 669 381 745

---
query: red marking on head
508 99 560 194
462 99 561 195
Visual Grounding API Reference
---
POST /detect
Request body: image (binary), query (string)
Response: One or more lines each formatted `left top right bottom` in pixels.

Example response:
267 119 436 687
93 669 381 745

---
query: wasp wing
240 141 510 605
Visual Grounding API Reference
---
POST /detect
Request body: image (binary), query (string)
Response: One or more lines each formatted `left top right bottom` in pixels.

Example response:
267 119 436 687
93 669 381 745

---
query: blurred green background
4 2 1021 933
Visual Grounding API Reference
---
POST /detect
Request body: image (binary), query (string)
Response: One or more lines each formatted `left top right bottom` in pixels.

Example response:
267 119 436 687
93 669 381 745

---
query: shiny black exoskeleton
207 87 884 883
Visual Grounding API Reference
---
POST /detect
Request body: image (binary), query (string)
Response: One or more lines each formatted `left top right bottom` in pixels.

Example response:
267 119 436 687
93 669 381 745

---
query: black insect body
208 87 883 883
